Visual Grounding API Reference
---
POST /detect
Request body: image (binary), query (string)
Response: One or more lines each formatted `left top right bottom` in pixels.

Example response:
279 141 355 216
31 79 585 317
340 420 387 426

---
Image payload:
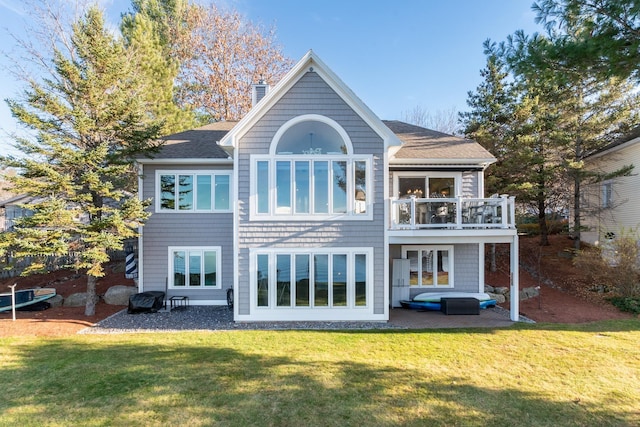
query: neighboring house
136 51 520 322
581 130 640 246
0 194 35 232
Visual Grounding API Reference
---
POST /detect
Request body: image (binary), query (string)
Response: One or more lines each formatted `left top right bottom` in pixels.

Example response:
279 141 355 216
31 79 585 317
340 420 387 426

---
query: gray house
136 51 520 322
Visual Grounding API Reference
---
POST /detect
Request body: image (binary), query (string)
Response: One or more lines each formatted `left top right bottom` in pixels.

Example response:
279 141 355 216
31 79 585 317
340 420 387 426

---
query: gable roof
219 50 402 150
385 121 495 167
137 122 236 164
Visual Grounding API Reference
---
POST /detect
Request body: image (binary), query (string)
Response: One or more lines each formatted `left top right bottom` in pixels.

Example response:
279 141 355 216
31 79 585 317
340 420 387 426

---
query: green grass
1 320 639 426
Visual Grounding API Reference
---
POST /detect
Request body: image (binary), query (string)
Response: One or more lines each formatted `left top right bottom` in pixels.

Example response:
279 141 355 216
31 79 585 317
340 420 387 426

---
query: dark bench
440 297 480 315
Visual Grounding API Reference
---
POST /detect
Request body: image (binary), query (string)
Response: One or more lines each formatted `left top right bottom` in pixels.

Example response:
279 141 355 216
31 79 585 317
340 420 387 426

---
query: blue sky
0 0 541 157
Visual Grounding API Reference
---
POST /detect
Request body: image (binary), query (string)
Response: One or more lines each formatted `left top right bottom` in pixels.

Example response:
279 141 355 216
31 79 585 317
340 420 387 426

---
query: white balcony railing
390 195 516 230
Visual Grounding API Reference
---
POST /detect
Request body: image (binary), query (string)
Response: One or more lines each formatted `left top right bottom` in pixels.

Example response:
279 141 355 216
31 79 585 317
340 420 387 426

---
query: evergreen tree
121 0 200 134
534 0 640 81
461 41 515 197
0 7 162 316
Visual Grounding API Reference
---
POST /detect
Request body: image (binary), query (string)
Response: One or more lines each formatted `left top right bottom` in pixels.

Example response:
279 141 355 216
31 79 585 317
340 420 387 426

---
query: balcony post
409 196 416 228
509 196 516 229
500 195 508 228
455 196 463 229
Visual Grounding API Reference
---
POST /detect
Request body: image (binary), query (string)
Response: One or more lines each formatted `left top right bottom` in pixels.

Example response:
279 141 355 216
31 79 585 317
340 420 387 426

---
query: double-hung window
251 115 372 220
157 170 231 212
169 246 221 288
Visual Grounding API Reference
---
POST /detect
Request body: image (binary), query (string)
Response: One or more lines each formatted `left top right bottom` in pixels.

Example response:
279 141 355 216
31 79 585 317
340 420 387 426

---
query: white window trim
393 171 463 198
155 170 233 213
250 155 373 220
168 246 222 289
401 245 454 288
249 247 373 311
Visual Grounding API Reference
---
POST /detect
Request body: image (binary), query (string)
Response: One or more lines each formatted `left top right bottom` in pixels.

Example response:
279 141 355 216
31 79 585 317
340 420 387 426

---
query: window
157 170 232 212
169 247 221 288
602 181 613 208
252 115 372 219
396 173 460 199
402 245 453 288
251 248 371 309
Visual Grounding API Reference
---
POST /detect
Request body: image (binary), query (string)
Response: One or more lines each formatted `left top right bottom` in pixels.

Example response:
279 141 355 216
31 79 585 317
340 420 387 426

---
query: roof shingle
383 120 494 162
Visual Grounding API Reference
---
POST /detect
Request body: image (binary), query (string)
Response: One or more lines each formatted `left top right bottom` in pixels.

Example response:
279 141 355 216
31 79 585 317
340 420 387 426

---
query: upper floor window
252 115 372 220
157 170 232 212
396 173 461 199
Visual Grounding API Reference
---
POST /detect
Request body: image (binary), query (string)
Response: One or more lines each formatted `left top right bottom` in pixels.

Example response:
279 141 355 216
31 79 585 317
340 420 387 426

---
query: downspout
510 233 520 321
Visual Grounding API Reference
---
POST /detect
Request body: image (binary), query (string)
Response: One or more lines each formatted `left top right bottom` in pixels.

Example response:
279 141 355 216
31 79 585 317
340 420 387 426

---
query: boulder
64 292 98 307
47 294 64 308
494 287 509 295
519 286 540 300
104 285 138 306
487 292 506 304
484 285 495 293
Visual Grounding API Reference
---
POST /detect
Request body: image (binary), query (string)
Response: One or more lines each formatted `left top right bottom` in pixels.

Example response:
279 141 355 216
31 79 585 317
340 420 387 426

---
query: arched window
270 115 353 155
252 115 371 220
275 120 347 155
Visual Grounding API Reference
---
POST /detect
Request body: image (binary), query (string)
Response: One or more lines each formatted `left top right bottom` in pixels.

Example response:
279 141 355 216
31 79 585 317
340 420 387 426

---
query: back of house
136 51 521 323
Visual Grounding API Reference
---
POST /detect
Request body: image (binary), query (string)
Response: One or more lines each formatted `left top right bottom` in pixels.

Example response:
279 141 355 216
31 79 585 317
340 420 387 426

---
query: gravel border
79 306 403 334
80 304 531 334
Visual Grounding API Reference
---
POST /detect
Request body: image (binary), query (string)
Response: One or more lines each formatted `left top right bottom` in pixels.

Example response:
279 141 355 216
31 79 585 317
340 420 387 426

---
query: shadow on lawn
2 339 637 426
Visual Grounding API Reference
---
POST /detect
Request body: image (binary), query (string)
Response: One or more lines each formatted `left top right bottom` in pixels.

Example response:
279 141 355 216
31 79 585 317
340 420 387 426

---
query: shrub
574 233 640 298
608 297 640 315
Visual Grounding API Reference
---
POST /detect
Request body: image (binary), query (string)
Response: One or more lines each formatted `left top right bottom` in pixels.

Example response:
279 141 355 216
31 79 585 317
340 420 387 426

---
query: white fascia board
389 161 495 170
219 50 401 150
136 158 233 165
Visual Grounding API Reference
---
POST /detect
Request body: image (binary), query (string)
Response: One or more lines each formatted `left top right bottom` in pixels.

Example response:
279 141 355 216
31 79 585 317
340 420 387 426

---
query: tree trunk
85 274 97 316
538 198 549 246
573 174 581 250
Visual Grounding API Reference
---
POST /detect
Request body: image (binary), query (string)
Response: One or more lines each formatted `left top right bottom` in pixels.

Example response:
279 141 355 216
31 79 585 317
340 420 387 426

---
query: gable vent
252 79 270 107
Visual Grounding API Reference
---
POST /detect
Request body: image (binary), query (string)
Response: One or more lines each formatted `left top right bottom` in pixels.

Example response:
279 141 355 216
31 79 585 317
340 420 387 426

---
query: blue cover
400 299 497 311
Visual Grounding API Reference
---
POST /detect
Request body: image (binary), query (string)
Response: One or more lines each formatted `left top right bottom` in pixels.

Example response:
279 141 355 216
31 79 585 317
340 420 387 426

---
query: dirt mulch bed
488 234 636 324
1 235 637 338
0 264 131 337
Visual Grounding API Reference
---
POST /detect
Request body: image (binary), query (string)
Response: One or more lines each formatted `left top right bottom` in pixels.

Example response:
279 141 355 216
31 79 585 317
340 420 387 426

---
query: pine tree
0 7 162 316
121 0 200 134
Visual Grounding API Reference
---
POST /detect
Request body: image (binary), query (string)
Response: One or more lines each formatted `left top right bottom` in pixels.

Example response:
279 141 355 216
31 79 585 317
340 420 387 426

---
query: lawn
1 320 639 426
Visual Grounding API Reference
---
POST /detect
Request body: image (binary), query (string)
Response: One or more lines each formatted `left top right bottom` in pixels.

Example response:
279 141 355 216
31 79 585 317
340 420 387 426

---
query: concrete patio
388 306 526 329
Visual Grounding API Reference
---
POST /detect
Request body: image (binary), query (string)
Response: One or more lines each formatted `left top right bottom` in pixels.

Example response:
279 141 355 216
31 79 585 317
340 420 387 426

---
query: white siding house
582 132 640 246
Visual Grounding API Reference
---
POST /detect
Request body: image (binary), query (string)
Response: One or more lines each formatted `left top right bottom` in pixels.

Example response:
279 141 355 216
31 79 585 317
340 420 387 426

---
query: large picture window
251 115 372 220
252 248 371 309
402 245 453 288
169 246 221 288
157 170 232 212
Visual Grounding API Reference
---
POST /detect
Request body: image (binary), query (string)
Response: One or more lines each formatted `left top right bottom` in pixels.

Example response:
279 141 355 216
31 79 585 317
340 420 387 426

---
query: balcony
390 195 516 230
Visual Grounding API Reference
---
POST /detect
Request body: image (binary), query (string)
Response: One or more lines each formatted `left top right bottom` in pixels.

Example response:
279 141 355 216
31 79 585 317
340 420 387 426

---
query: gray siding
237 72 386 316
388 244 480 300
140 164 234 302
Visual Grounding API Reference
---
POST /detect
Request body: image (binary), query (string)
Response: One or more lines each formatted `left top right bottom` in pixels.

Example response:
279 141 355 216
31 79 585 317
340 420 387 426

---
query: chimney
251 78 270 107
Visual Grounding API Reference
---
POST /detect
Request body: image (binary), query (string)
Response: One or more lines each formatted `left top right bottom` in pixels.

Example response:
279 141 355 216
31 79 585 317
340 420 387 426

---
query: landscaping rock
64 292 98 307
488 293 506 304
104 285 138 306
48 294 64 308
484 285 495 293
494 287 509 295
519 286 540 300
